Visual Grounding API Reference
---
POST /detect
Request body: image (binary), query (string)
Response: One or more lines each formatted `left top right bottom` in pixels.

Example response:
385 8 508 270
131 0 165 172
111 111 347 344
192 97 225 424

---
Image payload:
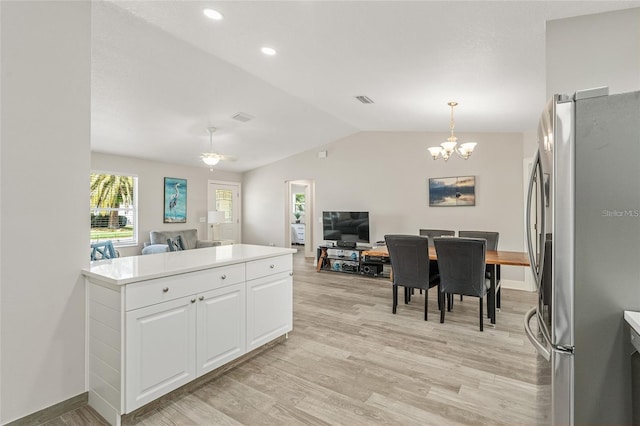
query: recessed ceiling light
261 47 277 56
203 8 223 20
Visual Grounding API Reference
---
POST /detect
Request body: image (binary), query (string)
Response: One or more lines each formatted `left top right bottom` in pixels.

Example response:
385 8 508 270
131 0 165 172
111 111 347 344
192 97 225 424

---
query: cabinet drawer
246 255 292 280
125 264 245 311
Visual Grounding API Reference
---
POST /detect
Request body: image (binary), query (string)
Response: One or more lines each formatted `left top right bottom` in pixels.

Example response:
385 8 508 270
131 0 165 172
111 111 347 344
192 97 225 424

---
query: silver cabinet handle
270 264 275 269
190 298 196 303
199 296 204 301
162 287 169 293
221 274 227 280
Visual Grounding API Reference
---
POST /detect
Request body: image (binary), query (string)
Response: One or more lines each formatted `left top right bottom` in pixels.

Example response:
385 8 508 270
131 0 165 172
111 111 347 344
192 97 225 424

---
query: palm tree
90 173 134 229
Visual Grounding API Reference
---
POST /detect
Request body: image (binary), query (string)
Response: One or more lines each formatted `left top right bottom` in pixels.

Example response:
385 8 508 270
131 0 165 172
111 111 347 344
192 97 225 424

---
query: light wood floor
43 248 547 425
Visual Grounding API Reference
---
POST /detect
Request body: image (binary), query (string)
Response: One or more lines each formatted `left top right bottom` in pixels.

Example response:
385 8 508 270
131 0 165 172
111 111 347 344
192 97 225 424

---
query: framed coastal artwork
164 177 187 223
428 176 476 206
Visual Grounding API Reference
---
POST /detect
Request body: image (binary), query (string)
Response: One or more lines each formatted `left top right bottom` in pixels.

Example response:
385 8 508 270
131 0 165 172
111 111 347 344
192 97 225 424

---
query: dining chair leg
404 287 410 304
487 297 491 318
479 297 484 331
487 287 495 323
437 284 442 311
447 293 453 312
497 265 501 308
424 289 428 321
392 285 398 314
440 292 445 323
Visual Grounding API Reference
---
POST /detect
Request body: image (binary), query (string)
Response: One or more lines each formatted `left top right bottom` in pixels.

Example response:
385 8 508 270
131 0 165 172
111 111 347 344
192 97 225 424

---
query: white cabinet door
125 296 196 412
246 271 293 351
196 283 246 376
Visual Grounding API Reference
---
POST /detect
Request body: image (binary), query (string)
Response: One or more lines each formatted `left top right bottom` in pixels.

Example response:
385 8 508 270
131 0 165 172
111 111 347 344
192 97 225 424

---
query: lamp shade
202 155 220 166
208 210 225 224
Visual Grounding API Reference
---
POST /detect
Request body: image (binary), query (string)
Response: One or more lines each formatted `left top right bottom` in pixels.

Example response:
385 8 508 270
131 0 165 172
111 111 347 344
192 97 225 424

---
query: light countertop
82 244 296 286
624 311 640 335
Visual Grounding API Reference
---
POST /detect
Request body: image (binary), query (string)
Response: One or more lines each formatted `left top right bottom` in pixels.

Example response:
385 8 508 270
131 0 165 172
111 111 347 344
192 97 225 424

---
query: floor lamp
208 210 225 241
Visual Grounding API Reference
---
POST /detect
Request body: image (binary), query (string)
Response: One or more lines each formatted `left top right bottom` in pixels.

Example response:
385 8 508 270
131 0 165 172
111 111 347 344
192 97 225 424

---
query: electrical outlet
199 217 206 223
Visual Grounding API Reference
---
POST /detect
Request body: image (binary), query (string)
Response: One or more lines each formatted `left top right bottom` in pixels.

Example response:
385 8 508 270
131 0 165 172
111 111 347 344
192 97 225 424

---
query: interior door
208 181 241 243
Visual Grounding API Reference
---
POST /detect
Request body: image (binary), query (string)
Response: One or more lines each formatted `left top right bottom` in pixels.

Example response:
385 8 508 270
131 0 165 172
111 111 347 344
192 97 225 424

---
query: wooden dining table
361 246 530 325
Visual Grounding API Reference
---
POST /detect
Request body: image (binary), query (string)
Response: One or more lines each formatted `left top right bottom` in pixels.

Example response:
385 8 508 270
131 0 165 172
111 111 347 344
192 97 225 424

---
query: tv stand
316 245 390 278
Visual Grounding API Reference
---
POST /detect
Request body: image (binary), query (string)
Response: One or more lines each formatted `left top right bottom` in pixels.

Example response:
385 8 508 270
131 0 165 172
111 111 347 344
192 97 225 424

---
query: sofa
141 229 224 255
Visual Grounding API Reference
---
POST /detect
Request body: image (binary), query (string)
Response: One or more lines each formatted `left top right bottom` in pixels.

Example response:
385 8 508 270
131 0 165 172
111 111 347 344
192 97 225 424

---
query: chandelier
428 101 477 161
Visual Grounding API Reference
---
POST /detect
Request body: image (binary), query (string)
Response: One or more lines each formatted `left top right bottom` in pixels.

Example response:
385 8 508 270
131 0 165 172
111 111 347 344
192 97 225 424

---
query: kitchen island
82 244 296 426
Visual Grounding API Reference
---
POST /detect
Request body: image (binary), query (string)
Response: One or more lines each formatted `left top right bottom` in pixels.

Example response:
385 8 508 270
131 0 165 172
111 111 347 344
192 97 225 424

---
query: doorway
286 179 314 258
208 180 241 243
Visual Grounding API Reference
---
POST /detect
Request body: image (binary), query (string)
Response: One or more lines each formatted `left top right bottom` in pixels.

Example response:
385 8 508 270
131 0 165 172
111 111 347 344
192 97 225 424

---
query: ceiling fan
201 127 236 170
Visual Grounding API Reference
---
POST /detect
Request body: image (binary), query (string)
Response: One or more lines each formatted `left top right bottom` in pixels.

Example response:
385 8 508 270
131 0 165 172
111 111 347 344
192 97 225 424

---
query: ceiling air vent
354 95 374 104
232 112 254 122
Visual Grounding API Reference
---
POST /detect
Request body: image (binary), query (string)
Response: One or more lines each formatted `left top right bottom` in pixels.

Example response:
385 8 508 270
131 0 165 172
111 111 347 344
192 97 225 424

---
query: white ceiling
91 1 640 172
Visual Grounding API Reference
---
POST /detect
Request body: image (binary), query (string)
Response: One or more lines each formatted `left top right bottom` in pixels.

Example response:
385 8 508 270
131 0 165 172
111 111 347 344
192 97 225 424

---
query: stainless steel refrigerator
524 87 640 425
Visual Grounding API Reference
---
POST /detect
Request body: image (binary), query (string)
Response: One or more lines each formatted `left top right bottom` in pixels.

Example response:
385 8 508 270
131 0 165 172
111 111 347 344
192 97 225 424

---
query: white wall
546 8 640 98
523 130 538 160
243 130 526 282
0 2 91 423
92 153 242 257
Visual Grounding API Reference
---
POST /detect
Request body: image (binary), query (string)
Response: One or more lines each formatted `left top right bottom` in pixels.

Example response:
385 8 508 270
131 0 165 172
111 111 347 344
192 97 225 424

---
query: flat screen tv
322 211 370 244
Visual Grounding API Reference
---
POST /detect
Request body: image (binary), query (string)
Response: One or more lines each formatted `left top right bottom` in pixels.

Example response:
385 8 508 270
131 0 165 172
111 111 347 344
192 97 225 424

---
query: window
215 188 233 223
90 172 138 245
293 193 305 221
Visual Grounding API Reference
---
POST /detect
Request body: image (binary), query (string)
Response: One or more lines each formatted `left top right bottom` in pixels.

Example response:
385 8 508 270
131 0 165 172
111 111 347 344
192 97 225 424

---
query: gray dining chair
385 234 440 321
434 237 490 331
458 231 500 308
458 231 499 251
418 229 456 246
418 229 455 289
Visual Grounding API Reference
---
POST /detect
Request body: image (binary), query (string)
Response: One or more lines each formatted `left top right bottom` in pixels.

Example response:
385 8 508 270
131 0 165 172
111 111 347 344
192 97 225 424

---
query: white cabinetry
124 265 245 413
84 245 294 426
291 223 305 244
125 296 196 410
196 282 246 376
246 256 293 350
247 272 293 350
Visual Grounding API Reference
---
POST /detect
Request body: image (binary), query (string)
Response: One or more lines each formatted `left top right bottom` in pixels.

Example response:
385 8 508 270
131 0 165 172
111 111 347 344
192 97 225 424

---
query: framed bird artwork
164 177 187 223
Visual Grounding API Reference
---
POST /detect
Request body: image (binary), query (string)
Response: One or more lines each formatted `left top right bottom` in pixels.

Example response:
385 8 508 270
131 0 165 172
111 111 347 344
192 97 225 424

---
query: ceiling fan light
202 155 220 166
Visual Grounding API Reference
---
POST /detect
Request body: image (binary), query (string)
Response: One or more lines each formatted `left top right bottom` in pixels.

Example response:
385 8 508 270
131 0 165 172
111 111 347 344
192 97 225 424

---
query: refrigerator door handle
525 151 543 288
524 306 551 361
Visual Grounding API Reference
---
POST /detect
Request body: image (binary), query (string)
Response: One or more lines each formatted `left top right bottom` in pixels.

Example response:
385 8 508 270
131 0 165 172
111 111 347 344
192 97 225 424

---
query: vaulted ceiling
91 1 640 172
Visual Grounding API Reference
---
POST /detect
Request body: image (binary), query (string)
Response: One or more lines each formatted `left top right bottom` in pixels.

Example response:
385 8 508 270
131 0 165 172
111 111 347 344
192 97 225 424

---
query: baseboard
500 279 533 292
5 393 87 426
